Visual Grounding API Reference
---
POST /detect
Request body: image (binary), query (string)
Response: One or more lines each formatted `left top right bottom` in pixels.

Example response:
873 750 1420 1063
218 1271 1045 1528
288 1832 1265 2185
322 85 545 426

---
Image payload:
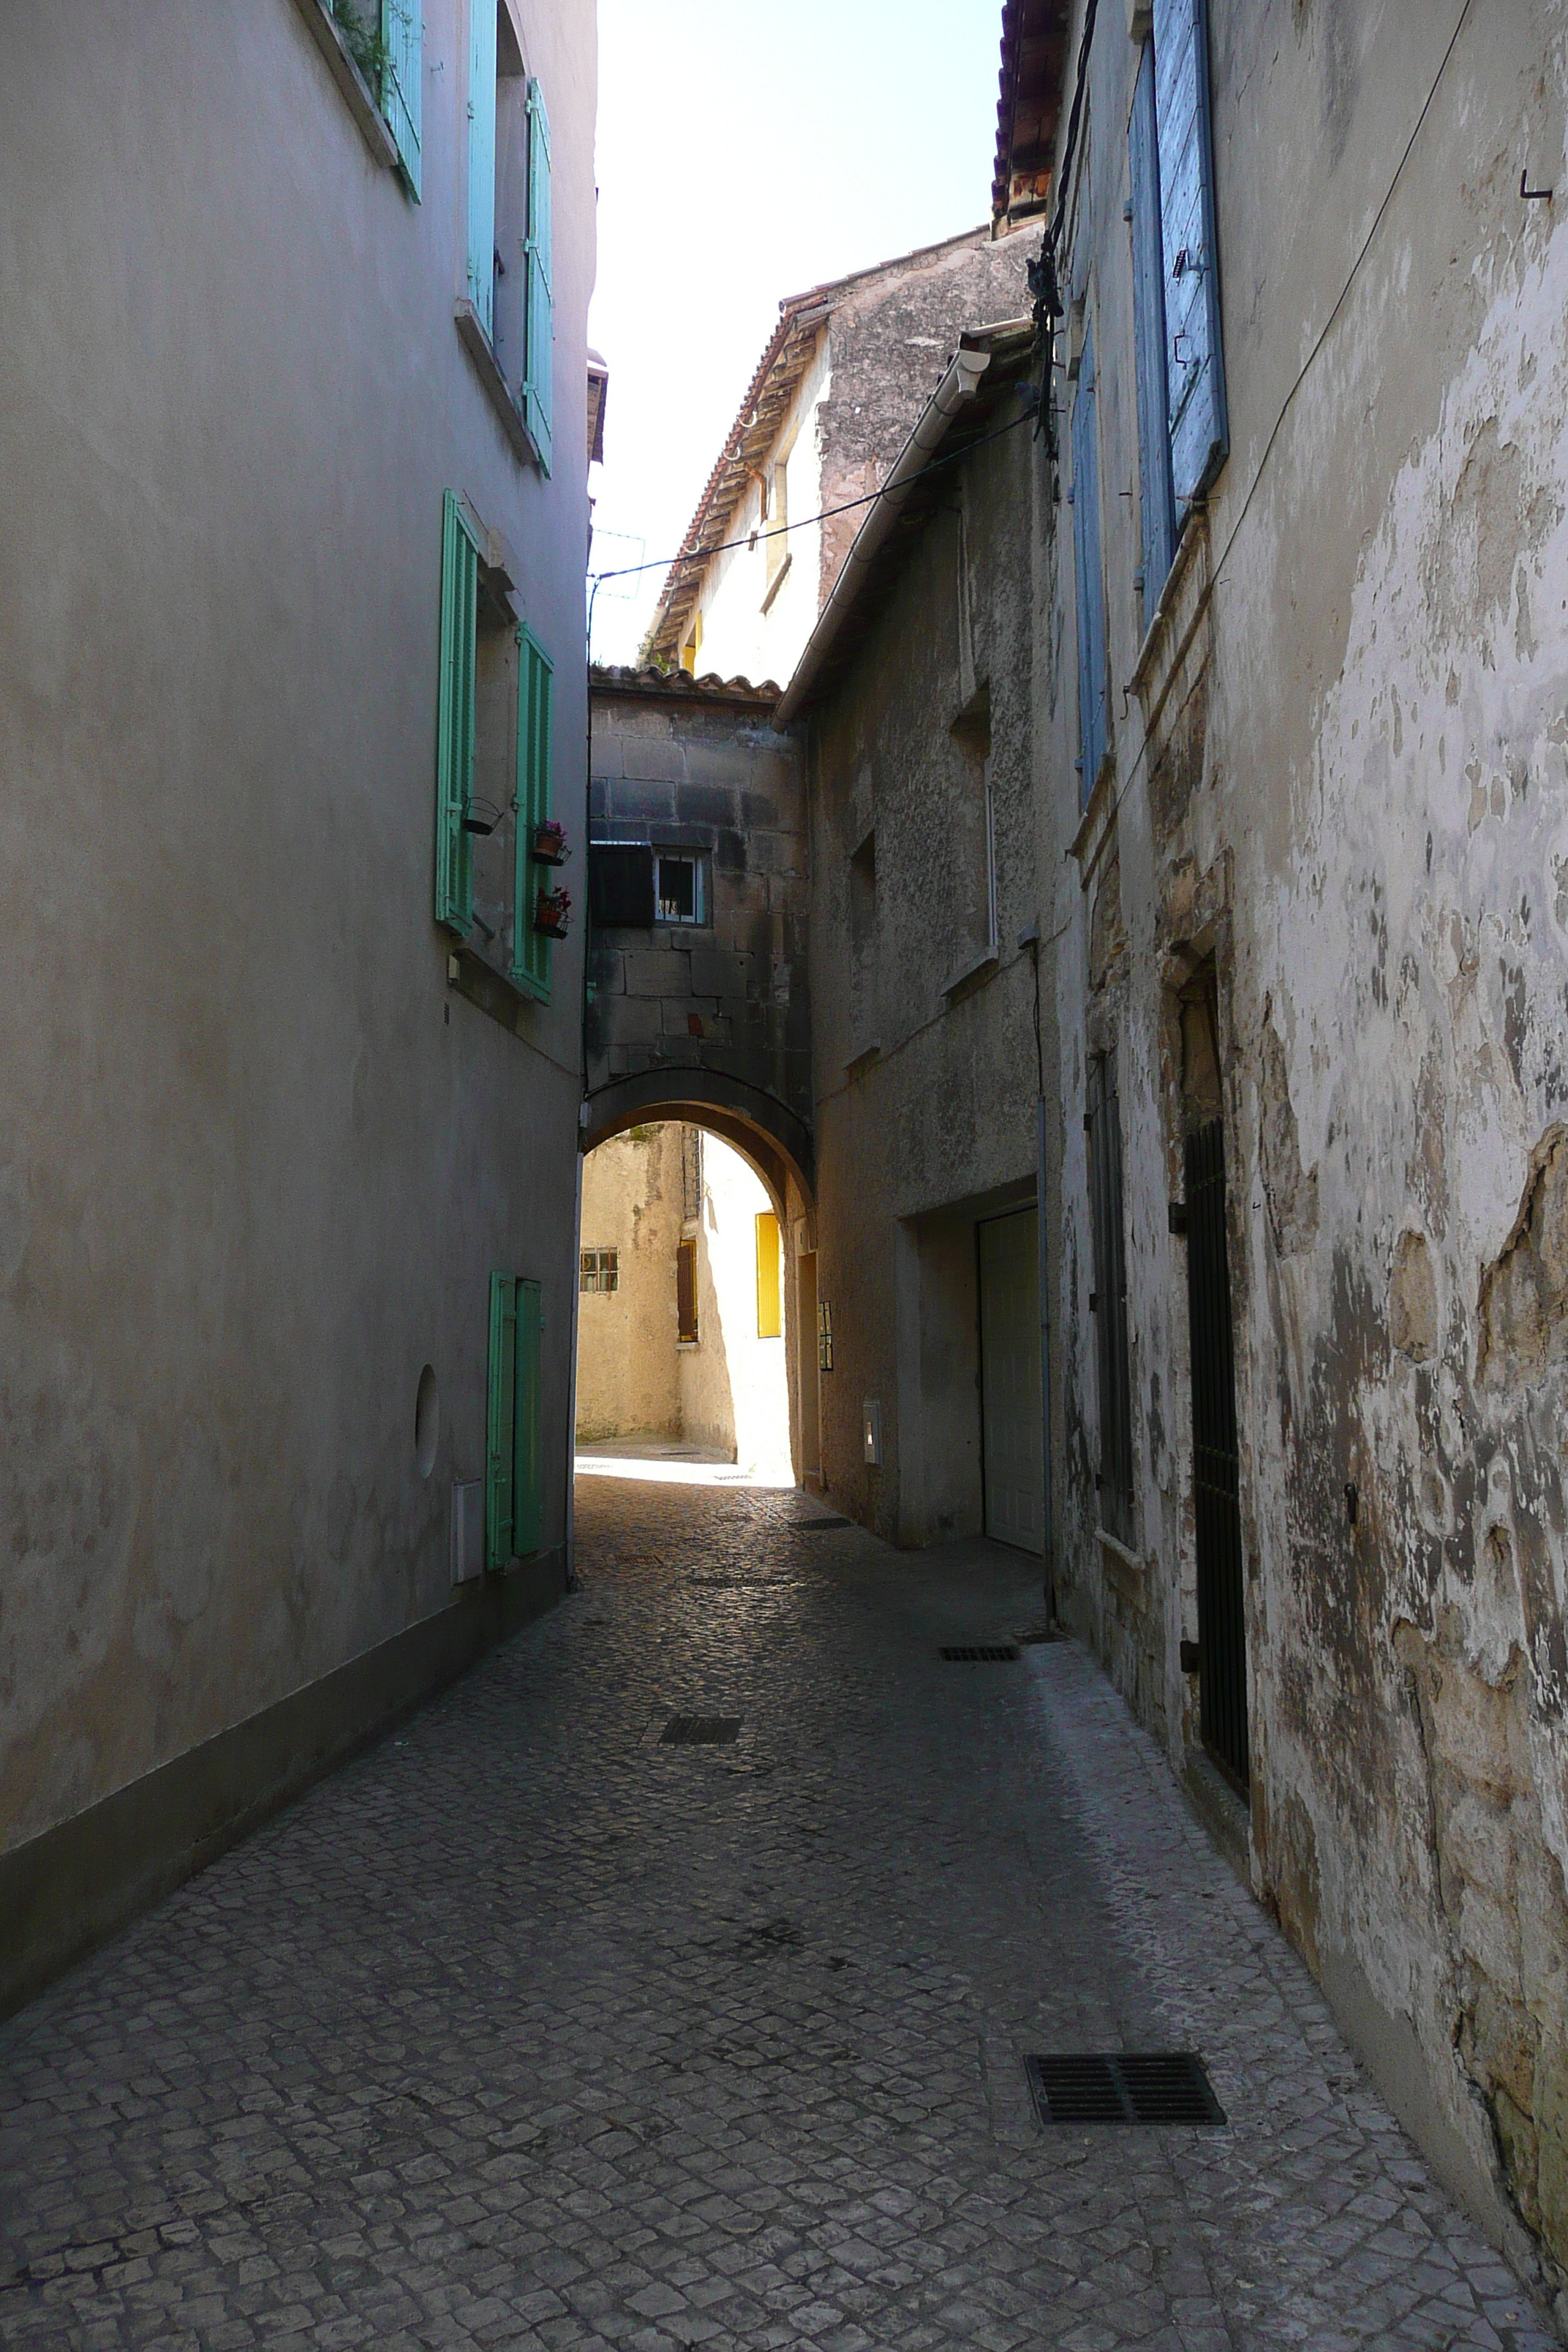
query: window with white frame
655 851 707 926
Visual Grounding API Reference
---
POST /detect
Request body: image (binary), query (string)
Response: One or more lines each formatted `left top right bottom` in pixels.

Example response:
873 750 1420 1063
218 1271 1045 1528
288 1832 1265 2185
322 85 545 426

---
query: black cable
587 398 1039 596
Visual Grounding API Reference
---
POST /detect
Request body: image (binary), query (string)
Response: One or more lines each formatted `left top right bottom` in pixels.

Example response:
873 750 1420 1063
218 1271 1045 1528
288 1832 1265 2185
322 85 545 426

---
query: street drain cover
796 1515 851 1530
660 1716 741 1745
941 1644 1020 1662
1025 2051 1225 2126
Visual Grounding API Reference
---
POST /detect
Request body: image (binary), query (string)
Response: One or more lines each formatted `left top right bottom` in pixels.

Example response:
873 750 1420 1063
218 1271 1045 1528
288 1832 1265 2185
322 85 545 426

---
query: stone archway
577 1077 816 1490
581 1070 813 1226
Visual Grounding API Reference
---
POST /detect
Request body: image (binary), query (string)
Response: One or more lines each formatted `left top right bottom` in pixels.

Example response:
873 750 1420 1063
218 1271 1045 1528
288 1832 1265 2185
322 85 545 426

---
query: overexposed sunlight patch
574 1450 796 1490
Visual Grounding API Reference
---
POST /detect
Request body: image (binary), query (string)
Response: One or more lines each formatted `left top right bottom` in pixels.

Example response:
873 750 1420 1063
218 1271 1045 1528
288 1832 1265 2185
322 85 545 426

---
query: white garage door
978 1208 1044 1553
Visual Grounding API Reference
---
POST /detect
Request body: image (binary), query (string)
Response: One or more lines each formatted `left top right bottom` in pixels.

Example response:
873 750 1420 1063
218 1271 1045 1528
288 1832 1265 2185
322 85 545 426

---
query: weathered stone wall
805 406 1040 1545
1038 0 1568 2310
576 1128 684 1442
586 673 812 1158
813 231 1033 604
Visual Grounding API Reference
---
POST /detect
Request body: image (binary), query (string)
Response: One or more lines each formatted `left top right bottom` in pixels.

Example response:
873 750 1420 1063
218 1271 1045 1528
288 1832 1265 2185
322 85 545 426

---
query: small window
755 1213 782 1338
764 453 789 596
676 1237 698 1343
434 493 557 1003
464 6 552 471
579 1248 619 1293
655 852 706 926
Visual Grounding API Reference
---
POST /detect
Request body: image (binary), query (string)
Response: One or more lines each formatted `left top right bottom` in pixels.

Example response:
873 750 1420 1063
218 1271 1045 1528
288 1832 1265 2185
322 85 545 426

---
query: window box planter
532 822 568 865
535 886 571 941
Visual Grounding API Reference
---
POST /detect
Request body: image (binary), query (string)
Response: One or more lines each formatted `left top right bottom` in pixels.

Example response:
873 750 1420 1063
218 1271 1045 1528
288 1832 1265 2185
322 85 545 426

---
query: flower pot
535 889 570 940
532 824 567 865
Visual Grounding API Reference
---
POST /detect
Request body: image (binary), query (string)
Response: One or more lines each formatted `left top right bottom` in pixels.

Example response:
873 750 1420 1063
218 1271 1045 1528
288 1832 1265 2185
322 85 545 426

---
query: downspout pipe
772 344 994 730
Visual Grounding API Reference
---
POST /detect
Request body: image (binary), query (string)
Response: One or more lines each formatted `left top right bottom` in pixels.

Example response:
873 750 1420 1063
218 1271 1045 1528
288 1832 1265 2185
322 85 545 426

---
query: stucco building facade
0 0 597 2011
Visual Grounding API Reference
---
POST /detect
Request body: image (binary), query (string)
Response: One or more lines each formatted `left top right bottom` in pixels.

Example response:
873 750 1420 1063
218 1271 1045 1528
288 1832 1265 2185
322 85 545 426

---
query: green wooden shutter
513 1278 543 1556
511 629 554 1000
1153 0 1229 506
1071 325 1108 804
522 78 554 473
467 0 497 336
435 491 479 934
380 0 421 197
1129 39 1176 606
486 1271 517 1569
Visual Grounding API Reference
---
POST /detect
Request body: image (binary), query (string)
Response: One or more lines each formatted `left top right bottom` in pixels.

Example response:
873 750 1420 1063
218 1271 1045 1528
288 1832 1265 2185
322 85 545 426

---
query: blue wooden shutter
1153 0 1229 506
380 0 421 197
486 1272 517 1569
467 0 497 336
1129 39 1176 606
523 78 554 473
435 491 480 934
510 630 554 1000
1071 325 1108 804
513 1278 543 1556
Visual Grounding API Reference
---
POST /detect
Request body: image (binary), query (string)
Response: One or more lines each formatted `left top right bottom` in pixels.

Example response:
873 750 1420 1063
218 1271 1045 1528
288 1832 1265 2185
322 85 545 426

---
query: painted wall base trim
0 1552 565 2021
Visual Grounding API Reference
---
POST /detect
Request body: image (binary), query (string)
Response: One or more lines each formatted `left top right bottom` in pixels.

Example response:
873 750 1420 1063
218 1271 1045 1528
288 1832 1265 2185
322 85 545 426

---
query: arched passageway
575 1107 816 1490
580 1070 813 1226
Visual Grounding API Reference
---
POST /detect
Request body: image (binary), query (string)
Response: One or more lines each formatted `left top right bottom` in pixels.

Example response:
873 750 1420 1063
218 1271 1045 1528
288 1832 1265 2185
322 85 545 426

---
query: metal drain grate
796 1515 851 1531
660 1716 741 1745
1025 2051 1225 2126
940 1644 1020 1662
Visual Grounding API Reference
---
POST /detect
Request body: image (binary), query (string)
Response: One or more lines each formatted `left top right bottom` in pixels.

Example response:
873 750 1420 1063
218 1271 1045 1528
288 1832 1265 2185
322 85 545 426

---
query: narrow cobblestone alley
1 1479 1557 2351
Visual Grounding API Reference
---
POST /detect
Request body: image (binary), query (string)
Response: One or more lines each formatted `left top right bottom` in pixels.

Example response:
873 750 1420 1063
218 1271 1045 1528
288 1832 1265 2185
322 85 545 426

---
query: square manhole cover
1025 2051 1225 2126
940 1645 1020 1662
660 1716 741 1745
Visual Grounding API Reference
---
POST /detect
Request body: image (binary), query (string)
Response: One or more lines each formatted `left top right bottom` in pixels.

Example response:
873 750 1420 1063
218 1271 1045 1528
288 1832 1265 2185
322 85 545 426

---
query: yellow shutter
755 1213 781 1338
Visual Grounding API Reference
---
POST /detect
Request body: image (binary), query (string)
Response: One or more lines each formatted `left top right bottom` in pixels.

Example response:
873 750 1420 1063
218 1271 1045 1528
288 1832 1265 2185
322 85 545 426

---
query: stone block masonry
587 671 812 1175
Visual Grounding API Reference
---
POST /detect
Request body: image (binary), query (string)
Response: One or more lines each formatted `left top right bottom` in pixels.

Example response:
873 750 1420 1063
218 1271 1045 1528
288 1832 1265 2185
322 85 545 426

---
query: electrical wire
587 399 1039 595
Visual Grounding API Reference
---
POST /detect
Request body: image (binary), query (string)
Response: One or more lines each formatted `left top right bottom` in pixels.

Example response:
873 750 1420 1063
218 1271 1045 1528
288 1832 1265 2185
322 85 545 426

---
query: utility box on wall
450 1480 485 1585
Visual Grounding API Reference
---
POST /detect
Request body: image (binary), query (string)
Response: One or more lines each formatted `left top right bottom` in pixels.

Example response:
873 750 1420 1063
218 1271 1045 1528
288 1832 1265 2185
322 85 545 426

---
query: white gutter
772 344 995 730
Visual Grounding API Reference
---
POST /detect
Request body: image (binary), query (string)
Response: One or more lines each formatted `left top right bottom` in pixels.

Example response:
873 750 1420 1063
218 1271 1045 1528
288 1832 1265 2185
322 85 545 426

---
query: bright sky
587 0 1006 666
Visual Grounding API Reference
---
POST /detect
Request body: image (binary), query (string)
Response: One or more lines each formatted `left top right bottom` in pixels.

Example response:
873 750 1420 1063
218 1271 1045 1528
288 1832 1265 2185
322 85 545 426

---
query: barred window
579 1248 619 1293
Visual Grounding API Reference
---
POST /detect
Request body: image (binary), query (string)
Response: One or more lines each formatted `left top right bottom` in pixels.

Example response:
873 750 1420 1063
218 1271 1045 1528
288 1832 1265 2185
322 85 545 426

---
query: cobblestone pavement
2 1477 1559 2351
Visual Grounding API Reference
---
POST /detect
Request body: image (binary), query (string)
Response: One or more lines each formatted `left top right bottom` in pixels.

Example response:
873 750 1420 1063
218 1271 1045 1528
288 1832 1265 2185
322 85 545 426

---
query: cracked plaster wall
1040 0 1568 2313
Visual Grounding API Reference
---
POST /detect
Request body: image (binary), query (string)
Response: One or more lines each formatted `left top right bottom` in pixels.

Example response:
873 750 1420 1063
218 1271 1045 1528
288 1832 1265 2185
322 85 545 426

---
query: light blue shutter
435 491 480 933
523 78 554 473
1129 39 1176 605
513 1279 543 1556
1153 0 1229 505
511 630 554 1000
1071 326 1108 805
486 1272 517 1569
380 0 421 197
467 0 497 336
